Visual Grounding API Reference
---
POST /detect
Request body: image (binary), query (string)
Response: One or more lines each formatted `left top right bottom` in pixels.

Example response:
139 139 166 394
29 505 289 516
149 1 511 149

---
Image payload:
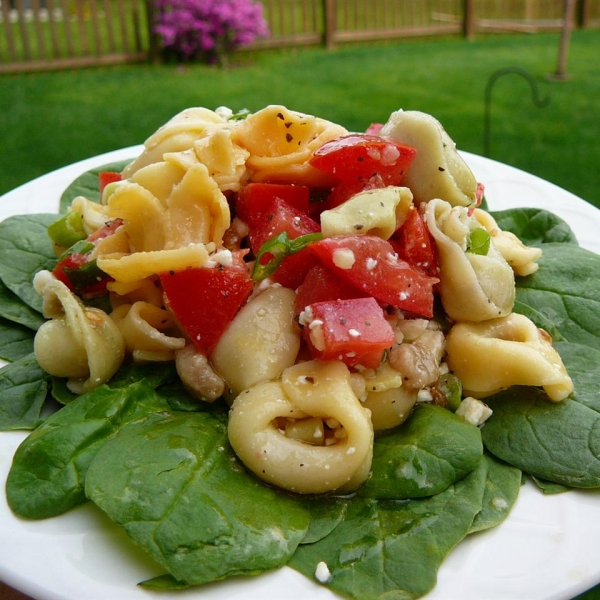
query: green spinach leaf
6 380 170 519
490 207 578 246
468 454 521 534
359 404 483 499
514 244 600 348
59 160 131 213
85 411 310 586
289 458 488 600
0 319 34 362
0 214 57 313
0 353 50 431
0 279 45 331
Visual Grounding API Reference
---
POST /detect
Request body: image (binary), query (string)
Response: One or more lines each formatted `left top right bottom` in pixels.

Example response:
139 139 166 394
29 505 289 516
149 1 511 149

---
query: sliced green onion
228 108 251 121
47 211 87 248
58 240 95 261
63 258 108 291
437 373 463 412
466 228 491 256
251 231 323 281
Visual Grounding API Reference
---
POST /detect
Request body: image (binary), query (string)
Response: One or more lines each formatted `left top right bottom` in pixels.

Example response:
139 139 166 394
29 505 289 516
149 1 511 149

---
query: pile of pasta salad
1 104 599 600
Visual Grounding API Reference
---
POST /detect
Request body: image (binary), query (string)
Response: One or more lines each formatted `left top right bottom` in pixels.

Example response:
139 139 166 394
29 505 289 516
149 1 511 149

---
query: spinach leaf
490 207 578 246
0 353 50 431
59 160 131 213
482 339 600 489
514 244 600 348
5 380 170 519
482 386 600 488
468 454 521 534
85 411 311 586
289 458 488 600
359 404 483 499
299 496 348 545
0 318 34 362
0 214 57 313
0 279 45 331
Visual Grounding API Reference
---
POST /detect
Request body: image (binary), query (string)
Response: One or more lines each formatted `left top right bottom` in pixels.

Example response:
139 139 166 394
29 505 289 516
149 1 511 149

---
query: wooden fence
1 0 599 73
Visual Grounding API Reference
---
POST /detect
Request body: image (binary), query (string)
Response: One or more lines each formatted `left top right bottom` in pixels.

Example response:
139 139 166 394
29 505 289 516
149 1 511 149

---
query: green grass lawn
1 28 599 208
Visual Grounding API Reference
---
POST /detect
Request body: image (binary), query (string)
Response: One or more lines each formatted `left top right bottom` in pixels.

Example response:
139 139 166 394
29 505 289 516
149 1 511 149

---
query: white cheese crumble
205 248 234 268
456 396 493 426
332 248 356 270
348 328 361 338
366 257 378 271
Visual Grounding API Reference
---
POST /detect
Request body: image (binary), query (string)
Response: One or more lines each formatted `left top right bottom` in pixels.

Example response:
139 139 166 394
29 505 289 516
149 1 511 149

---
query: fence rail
1 0 599 73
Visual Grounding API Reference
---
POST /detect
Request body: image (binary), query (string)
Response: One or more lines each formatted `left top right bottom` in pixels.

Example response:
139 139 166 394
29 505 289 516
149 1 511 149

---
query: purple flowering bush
154 0 269 66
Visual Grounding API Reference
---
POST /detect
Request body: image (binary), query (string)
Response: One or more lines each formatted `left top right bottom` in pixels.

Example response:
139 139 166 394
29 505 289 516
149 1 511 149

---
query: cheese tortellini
228 360 374 494
425 199 515 322
380 110 479 207
33 271 125 394
446 313 573 402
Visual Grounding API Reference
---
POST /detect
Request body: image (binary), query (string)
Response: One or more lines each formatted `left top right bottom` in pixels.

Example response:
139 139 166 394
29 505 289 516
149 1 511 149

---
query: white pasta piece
361 360 405 394
107 277 163 308
320 186 414 239
175 344 225 403
33 273 125 394
446 313 574 402
97 243 211 283
104 181 166 252
163 162 230 249
88 226 130 259
129 159 186 207
231 105 348 187
425 199 515 322
210 286 300 399
122 107 228 178
110 302 185 360
472 208 543 277
193 128 250 192
228 360 373 494
69 196 112 235
362 386 418 431
380 110 478 207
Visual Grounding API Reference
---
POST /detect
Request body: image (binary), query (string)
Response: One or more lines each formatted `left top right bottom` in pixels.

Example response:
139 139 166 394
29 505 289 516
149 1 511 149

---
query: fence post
145 0 161 63
463 0 475 39
578 0 590 28
323 0 337 49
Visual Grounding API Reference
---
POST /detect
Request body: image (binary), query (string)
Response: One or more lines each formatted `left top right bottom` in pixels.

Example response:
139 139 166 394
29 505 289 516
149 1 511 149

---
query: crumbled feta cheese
456 396 493 426
215 106 233 119
298 306 314 326
417 388 433 403
366 257 378 271
348 328 361 338
205 248 234 268
332 248 356 270
315 561 331 583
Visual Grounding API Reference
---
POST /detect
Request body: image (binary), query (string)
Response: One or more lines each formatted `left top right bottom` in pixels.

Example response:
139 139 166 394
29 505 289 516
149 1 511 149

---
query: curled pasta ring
228 360 374 494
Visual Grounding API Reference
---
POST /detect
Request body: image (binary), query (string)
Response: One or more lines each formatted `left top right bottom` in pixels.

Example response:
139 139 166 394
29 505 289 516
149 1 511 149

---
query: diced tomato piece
310 235 438 318
159 253 253 356
310 135 416 208
52 253 87 291
250 197 321 289
310 134 417 186
87 218 124 243
301 297 395 369
99 171 122 193
391 206 438 278
294 263 366 314
236 183 310 230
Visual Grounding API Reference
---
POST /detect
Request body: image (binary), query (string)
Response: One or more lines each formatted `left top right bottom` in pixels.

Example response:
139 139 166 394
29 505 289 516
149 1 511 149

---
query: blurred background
1 0 599 208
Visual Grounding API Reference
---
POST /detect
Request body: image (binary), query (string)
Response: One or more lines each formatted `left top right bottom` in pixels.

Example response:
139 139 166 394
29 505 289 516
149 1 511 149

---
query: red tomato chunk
310 235 438 318
302 297 395 369
159 254 253 356
249 197 321 289
310 134 417 208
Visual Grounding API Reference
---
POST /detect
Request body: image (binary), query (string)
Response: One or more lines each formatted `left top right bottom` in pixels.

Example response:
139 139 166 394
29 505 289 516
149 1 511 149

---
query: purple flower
154 0 269 64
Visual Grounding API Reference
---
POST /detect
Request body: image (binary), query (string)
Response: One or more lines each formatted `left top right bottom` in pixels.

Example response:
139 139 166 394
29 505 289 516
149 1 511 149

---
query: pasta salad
1 104 597 600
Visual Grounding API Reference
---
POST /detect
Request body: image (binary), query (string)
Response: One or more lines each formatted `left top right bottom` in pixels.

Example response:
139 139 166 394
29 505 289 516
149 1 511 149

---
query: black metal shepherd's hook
483 67 551 157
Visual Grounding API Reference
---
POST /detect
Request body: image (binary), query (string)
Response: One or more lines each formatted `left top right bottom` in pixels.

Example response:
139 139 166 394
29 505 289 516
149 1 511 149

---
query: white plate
1 150 599 600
